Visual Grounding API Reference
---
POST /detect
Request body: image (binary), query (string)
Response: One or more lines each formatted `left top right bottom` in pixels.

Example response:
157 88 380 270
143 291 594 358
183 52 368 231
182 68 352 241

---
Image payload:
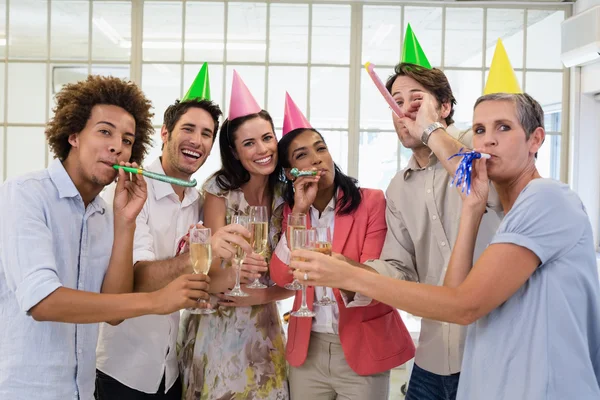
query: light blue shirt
458 179 600 400
0 159 113 400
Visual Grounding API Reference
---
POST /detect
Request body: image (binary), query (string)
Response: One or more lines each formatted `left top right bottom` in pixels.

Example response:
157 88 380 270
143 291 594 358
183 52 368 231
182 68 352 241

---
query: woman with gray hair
289 91 600 400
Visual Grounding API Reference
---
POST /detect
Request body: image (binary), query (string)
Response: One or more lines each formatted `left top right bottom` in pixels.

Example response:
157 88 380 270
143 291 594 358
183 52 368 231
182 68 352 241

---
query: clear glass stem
301 284 308 309
234 259 242 290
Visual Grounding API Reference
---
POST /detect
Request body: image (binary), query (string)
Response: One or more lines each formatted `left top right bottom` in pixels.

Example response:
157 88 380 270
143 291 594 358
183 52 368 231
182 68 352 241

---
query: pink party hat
228 70 262 120
282 92 312 136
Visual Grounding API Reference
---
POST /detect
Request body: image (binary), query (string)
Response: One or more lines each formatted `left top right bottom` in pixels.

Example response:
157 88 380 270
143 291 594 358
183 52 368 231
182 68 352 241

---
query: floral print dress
178 176 289 400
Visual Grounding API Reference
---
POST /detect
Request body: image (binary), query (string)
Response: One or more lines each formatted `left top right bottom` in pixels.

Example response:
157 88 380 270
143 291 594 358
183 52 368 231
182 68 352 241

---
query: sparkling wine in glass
188 227 215 314
311 226 336 306
291 228 317 318
246 206 269 289
284 213 307 291
225 214 250 297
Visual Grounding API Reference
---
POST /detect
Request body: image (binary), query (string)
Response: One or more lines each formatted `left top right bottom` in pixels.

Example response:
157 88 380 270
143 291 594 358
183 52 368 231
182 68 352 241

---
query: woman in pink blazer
271 126 415 400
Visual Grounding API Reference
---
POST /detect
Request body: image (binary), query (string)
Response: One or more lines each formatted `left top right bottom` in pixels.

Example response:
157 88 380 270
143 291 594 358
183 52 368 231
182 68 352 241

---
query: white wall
569 0 600 244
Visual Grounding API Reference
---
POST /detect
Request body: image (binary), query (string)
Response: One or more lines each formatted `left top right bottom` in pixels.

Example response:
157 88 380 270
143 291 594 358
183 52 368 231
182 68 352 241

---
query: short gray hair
473 93 544 140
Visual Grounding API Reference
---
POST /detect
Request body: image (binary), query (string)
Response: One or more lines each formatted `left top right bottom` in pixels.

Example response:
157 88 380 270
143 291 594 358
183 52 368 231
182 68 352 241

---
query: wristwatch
421 122 445 145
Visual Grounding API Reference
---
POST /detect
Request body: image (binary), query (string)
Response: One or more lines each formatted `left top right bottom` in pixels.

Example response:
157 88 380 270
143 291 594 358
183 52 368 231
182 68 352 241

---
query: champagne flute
291 228 317 318
225 214 250 297
311 226 336 306
246 206 269 289
284 213 307 291
188 227 215 314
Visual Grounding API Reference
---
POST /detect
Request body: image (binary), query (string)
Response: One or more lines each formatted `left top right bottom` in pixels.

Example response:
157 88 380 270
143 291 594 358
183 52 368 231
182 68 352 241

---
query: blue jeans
405 364 460 400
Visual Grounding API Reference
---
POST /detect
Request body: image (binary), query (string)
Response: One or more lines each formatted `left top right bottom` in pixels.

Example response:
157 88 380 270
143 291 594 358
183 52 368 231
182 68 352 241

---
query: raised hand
113 161 148 224
291 171 321 214
399 92 441 142
459 155 490 215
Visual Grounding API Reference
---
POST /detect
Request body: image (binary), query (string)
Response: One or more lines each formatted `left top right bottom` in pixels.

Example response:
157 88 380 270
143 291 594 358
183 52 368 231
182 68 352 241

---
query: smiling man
95 88 223 399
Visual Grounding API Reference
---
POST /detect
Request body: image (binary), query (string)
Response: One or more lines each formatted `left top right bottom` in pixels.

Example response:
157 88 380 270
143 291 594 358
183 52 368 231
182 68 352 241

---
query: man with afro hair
0 75 210 399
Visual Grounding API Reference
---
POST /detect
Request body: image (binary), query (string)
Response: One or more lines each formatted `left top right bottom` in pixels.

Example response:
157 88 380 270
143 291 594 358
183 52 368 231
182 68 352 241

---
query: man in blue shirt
0 75 210 400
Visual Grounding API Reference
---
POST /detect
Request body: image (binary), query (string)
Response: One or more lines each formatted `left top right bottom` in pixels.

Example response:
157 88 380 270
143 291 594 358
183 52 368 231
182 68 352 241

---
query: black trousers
95 369 182 400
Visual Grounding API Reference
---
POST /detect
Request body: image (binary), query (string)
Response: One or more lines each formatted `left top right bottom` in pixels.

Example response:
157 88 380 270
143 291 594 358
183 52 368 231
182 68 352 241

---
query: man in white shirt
95 98 223 399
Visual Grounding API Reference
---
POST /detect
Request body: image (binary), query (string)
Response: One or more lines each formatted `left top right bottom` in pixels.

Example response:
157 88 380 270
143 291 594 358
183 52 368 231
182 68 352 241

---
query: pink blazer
271 188 415 376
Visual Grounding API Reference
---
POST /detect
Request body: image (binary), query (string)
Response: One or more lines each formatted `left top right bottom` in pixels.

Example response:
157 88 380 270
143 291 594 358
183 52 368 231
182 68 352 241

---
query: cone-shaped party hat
228 70 262 120
402 24 432 69
282 92 312 136
484 39 522 95
182 62 211 101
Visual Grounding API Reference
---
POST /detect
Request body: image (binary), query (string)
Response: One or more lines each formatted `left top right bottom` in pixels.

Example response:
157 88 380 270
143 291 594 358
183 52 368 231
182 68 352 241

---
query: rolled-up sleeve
0 182 62 313
132 203 156 264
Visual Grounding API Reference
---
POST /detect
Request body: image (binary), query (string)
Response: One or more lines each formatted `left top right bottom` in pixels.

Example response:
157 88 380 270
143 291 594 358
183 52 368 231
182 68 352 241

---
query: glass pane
310 67 348 129
51 0 89 60
185 2 224 62
0 0 7 58
269 4 308 64
404 7 442 67
7 127 46 179
92 1 131 61
358 131 397 191
444 8 483 67
362 6 402 66
486 9 524 68
444 70 483 131
227 2 267 63
224 65 265 117
183 63 224 111
360 66 396 130
8 63 46 123
267 66 308 129
142 64 182 126
399 142 413 170
311 5 351 65
0 63 4 122
49 63 87 116
525 71 563 110
320 130 348 173
526 10 564 69
0 128 3 181
536 134 561 180
143 1 182 62
91 64 130 80
144 127 163 169
9 0 48 59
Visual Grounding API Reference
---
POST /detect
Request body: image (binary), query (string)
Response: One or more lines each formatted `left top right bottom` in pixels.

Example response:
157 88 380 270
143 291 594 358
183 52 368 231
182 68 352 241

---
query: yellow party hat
484 39 522 95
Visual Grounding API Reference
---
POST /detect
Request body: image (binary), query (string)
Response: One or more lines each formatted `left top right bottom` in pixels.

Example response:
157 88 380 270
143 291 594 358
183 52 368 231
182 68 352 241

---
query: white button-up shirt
96 158 202 394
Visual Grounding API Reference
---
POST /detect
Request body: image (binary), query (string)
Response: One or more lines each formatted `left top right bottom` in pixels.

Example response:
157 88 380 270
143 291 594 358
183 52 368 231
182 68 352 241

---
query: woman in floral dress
178 106 292 400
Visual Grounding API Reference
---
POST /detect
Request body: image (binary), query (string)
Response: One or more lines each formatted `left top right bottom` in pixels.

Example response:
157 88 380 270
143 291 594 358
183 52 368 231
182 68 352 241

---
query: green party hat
182 62 211 101
402 24 432 69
